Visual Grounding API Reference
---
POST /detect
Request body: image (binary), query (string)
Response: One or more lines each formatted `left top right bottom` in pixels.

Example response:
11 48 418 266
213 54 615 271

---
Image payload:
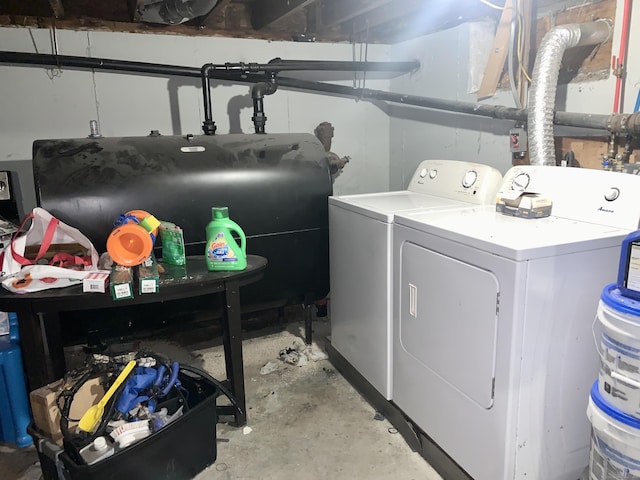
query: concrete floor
0 317 442 480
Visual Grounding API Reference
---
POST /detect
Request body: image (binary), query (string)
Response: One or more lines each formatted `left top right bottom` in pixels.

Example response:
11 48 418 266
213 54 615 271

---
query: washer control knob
420 168 428 178
429 169 438 179
512 172 530 191
604 187 620 202
462 170 477 188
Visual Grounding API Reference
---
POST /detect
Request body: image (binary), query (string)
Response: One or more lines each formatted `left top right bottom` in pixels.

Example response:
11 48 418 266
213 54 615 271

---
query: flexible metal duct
528 20 612 166
132 0 219 25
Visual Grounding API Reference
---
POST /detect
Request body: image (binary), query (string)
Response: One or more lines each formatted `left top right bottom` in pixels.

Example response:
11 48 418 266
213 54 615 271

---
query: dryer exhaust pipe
528 19 613 166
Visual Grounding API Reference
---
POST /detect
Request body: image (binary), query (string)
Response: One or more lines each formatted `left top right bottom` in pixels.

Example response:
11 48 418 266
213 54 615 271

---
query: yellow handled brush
78 360 136 433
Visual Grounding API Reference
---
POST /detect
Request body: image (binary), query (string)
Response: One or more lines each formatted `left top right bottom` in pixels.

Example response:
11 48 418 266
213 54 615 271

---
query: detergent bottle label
207 232 238 262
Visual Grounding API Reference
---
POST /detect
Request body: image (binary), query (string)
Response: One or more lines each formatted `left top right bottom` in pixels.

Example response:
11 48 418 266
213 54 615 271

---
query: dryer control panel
500 166 640 230
407 159 503 205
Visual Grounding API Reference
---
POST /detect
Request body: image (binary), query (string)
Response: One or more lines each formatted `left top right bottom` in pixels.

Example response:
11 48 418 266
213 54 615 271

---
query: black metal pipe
263 58 421 73
200 63 218 135
201 58 421 75
275 76 618 132
199 59 416 135
276 76 528 121
251 79 278 134
0 51 200 77
0 52 418 76
1 51 637 135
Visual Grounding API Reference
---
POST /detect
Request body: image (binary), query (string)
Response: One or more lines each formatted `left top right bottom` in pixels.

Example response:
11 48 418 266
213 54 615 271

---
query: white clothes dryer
329 159 502 399
392 165 640 480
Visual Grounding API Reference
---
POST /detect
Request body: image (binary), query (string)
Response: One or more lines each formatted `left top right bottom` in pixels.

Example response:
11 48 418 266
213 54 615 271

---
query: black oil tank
32 133 332 309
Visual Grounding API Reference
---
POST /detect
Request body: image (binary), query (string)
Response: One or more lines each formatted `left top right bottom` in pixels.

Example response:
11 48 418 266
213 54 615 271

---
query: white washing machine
392 166 640 480
329 159 503 399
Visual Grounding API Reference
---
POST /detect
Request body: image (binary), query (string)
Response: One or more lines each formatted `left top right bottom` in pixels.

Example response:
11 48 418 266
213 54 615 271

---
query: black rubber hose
180 364 244 420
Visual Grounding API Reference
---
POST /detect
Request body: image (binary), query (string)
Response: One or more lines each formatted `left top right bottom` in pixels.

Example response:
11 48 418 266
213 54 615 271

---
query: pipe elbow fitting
251 81 278 99
200 63 214 77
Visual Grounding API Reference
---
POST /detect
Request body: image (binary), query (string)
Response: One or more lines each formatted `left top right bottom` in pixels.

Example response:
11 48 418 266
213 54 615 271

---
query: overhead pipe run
1 51 639 137
199 58 420 135
528 19 613 166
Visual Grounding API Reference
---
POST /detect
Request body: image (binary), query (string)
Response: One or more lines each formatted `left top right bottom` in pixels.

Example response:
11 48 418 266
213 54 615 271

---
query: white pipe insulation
528 19 613 166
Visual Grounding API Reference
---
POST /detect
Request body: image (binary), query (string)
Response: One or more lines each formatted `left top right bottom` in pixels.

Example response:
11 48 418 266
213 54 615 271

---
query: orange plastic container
106 223 153 267
125 210 159 238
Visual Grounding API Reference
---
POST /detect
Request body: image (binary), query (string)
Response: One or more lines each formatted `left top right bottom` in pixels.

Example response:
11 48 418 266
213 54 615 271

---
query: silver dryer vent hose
528 19 612 166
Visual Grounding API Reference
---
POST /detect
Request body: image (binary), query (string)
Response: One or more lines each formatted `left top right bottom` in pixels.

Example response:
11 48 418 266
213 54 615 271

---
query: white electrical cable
479 0 506 10
508 14 522 109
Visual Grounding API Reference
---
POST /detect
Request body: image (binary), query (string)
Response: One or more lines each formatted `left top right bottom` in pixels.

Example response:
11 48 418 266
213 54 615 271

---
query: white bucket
587 381 640 479
596 283 640 418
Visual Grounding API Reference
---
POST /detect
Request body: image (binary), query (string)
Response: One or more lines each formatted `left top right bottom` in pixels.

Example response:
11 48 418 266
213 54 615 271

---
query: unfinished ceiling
0 0 507 43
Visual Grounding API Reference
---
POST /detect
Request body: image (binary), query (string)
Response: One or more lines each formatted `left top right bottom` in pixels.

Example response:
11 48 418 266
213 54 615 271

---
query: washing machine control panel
407 160 503 205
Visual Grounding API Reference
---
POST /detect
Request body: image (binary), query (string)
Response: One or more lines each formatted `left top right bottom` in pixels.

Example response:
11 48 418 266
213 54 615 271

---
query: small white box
83 271 110 293
496 190 553 219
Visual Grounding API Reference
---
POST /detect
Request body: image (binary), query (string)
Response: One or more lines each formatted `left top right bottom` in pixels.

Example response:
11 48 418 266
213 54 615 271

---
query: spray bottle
205 207 247 271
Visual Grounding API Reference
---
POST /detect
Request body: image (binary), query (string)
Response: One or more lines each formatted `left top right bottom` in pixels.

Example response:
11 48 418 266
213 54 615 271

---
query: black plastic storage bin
29 366 219 480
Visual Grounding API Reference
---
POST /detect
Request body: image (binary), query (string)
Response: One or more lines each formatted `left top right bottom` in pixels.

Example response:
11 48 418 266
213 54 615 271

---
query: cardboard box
30 377 104 445
82 270 110 293
24 243 90 262
136 253 159 294
110 264 133 300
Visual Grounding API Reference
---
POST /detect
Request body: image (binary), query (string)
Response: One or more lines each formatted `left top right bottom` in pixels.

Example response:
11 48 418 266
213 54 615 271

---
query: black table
0 255 267 426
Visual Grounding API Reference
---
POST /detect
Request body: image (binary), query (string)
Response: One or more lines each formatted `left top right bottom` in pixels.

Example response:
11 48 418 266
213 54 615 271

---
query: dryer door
399 242 499 408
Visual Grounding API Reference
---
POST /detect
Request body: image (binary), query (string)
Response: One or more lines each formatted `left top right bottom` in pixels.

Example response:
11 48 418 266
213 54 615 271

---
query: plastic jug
205 207 247 271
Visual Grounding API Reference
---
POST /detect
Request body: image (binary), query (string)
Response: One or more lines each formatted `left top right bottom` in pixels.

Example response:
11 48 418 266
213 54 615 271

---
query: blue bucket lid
601 283 640 317
591 381 640 429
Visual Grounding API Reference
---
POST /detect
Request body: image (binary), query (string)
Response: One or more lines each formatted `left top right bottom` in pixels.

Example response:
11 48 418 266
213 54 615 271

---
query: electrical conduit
528 20 612 166
613 0 633 114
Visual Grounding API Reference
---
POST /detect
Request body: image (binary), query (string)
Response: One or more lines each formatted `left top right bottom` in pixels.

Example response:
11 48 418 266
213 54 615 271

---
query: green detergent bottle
205 207 247 271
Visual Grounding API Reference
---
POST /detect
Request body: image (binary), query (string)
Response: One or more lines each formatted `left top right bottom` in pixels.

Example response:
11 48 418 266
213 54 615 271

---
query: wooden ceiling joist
251 0 319 30
319 0 394 29
350 0 424 35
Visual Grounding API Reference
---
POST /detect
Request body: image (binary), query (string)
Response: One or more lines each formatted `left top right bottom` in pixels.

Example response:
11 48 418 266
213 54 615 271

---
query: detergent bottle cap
212 207 229 219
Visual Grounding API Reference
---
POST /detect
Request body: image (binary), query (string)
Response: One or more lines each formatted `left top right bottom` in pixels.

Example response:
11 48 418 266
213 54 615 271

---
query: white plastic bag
0 207 99 293
1 264 92 294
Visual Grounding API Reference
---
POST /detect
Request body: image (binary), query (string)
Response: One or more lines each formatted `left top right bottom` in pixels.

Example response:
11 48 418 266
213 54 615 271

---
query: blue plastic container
0 312 33 448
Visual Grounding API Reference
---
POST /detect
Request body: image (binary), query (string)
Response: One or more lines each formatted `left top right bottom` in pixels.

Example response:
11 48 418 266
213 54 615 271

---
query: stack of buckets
589 234 640 478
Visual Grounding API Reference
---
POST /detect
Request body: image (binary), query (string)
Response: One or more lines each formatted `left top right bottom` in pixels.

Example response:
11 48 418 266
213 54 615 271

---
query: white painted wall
388 0 640 189
0 27 392 214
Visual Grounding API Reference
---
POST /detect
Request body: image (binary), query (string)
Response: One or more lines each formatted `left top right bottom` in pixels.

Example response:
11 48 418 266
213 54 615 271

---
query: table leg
43 312 67 382
221 279 246 426
15 305 51 390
